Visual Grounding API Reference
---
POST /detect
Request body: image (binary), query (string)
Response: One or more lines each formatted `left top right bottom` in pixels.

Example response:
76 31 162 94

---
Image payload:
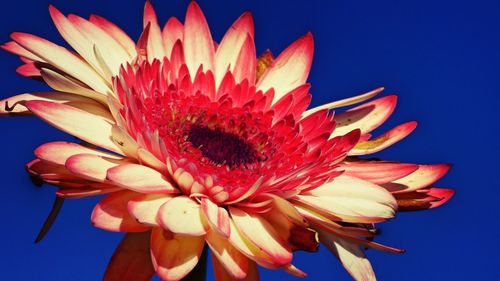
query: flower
2 1 454 280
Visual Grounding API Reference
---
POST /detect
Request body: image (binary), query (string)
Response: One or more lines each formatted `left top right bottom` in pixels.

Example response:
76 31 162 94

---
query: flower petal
183 1 215 77
35 141 121 166
150 228 205 281
395 187 454 211
107 163 178 194
383 164 451 193
162 17 184 59
66 153 127 182
206 230 249 279
338 161 419 185
89 14 137 59
128 194 174 226
212 253 259 281
103 232 155 281
143 1 165 61
257 32 313 104
229 207 292 266
24 100 123 155
348 121 418 156
158 196 208 236
200 198 231 237
91 190 150 232
232 34 257 85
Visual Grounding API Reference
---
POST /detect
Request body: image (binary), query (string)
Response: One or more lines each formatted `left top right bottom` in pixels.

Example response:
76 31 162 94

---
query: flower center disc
187 126 259 167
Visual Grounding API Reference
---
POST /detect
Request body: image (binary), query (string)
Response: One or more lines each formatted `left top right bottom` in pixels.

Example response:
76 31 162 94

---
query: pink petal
338 161 418 184
158 196 208 236
162 17 184 58
232 34 257 85
91 190 150 232
383 164 451 193
200 198 231 237
1 40 44 61
348 121 418 156
90 14 137 59
103 232 155 281
183 2 215 77
35 141 121 166
107 163 178 194
143 1 165 61
229 207 292 266
206 230 249 279
256 32 314 104
150 227 205 281
127 194 174 226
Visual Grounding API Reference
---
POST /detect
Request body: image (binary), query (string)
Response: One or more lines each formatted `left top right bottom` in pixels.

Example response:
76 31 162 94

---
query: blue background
0 0 498 280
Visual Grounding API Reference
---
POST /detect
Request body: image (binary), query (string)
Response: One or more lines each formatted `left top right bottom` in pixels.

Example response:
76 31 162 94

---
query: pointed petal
257 33 313 104
349 121 418 156
162 17 183 57
183 2 215 76
232 34 257 85
206 230 249 279
200 198 231 237
1 40 44 61
338 161 419 185
229 207 292 266
383 164 451 193
150 228 205 281
128 194 174 226
24 100 123 154
35 141 120 166
91 191 150 232
143 1 165 61
332 95 398 137
103 232 155 281
107 163 178 194
319 231 376 281
215 12 254 86
90 14 137 59
158 196 208 236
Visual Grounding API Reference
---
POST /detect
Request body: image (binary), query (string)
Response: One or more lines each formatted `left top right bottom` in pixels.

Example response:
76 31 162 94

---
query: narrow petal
107 163 178 194
158 196 208 236
128 194 174 226
90 14 137 59
232 34 257 85
229 207 292 266
383 164 451 193
91 191 150 232
35 141 120 166
257 33 313 104
200 198 231 237
215 12 254 86
150 228 205 281
183 2 215 76
1 40 44 61
162 17 183 57
395 188 454 211
348 121 418 156
143 1 165 61
24 100 123 155
206 230 249 279
331 95 398 137
103 232 155 281
319 230 376 281
338 161 418 184
66 153 127 182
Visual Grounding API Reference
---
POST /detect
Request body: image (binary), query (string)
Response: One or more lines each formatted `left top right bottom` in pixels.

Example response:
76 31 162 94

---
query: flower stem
181 246 208 281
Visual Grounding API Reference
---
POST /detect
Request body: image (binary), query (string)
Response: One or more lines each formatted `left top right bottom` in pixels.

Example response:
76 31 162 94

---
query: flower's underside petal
128 194 174 226
338 161 419 185
16 62 41 78
35 141 121 166
107 163 178 194
212 252 259 281
1 40 45 61
206 230 249 279
103 232 155 281
143 1 165 61
150 227 205 281
66 153 127 182
395 187 454 211
301 87 384 118
183 1 215 77
0 91 101 115
348 121 417 156
158 196 208 236
257 33 313 105
162 17 184 57
296 176 397 223
229 207 292 266
24 100 124 155
332 95 398 137
200 198 231 237
319 230 376 281
91 190 150 232
11 31 111 94
40 68 108 103
383 164 451 193
89 14 137 59
215 12 254 87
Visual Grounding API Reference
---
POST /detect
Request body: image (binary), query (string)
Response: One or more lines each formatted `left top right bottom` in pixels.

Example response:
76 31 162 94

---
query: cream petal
200 198 231 237
35 141 121 166
143 1 166 61
65 153 127 182
107 163 178 194
89 14 137 59
206 230 249 279
162 17 183 58
127 194 174 226
158 196 208 236
213 254 259 281
383 164 451 193
338 162 418 185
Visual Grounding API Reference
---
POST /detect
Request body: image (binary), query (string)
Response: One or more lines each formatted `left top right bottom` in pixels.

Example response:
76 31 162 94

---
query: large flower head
2 1 454 280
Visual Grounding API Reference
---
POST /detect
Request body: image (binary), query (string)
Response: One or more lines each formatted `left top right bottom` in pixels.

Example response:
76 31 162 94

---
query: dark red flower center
187 126 260 167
